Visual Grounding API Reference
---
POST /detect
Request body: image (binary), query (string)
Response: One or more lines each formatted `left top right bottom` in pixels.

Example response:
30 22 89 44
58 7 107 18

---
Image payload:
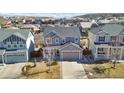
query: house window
8 45 11 48
123 36 124 42
97 48 105 54
20 45 23 47
23 41 26 44
19 38 22 41
3 41 6 44
75 38 78 43
99 36 105 42
55 38 59 43
46 38 52 44
111 36 116 41
62 40 65 43
14 45 17 47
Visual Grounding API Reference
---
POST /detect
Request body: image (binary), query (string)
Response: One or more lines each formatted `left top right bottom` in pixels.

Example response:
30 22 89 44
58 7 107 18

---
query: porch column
2 54 5 66
48 48 51 61
107 47 110 59
43 49 45 59
95 47 98 59
120 48 123 60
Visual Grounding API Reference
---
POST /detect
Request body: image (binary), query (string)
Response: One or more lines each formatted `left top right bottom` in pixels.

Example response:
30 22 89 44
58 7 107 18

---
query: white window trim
99 36 105 42
55 38 59 44
75 37 79 43
46 38 52 44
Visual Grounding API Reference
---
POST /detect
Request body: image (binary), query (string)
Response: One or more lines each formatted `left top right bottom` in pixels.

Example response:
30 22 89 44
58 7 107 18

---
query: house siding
0 31 34 63
52 35 63 45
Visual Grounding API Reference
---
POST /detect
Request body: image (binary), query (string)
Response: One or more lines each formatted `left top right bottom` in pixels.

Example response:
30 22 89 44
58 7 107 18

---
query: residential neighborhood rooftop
90 24 124 35
43 26 81 38
0 29 32 42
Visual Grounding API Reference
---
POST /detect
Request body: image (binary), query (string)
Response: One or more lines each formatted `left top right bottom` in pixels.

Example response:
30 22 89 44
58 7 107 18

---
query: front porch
94 46 124 60
43 46 60 60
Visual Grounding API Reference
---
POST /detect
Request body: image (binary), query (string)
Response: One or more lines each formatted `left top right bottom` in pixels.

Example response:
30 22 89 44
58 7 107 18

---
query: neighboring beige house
20 24 40 33
80 20 98 30
89 24 124 61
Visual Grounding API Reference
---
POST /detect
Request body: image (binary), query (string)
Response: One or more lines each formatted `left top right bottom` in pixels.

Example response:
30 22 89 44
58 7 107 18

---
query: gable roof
90 24 124 35
59 42 83 50
0 29 32 42
43 42 83 51
43 26 81 38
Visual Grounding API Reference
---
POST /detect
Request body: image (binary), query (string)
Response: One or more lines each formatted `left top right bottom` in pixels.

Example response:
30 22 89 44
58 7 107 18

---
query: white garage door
6 54 26 63
62 52 80 61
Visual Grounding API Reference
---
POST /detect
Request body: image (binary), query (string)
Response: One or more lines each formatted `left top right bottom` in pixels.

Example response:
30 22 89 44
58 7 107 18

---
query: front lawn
83 62 124 78
22 62 60 79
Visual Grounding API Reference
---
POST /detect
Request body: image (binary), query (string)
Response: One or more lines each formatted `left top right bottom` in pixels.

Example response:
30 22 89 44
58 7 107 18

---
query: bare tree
111 35 120 69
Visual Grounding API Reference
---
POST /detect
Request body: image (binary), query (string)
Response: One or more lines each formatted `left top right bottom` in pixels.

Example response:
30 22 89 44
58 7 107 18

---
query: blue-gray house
0 29 34 64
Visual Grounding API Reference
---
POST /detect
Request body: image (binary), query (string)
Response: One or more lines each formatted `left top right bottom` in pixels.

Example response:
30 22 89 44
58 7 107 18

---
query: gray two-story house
0 29 34 64
42 26 83 61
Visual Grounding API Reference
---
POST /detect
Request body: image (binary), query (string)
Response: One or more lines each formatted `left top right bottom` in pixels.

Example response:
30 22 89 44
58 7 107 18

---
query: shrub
46 61 58 66
95 60 110 64
51 61 58 66
93 67 105 73
83 48 92 55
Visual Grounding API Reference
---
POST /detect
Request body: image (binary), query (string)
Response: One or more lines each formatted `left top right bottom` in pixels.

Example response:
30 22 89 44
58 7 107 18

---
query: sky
0 0 123 18
0 0 123 13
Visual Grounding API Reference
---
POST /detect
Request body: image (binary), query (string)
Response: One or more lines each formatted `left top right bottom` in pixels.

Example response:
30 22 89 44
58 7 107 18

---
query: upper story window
123 36 124 42
20 45 23 47
97 48 105 54
66 37 75 43
55 38 59 44
14 45 17 48
75 38 79 43
111 36 116 41
62 39 65 43
46 38 52 44
8 45 11 48
99 36 105 42
3 40 6 44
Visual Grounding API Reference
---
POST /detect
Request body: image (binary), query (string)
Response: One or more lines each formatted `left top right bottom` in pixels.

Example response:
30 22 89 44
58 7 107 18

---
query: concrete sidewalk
0 63 26 79
61 62 87 79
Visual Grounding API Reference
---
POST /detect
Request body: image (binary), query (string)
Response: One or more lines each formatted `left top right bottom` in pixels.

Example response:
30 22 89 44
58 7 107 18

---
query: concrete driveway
61 61 87 79
0 63 26 79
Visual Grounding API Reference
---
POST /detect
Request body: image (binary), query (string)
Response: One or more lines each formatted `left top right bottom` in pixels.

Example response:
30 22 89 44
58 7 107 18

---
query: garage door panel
62 52 80 61
6 54 26 63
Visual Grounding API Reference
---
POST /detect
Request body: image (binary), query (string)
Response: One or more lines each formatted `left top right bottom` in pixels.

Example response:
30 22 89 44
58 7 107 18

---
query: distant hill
75 13 124 19
0 13 84 18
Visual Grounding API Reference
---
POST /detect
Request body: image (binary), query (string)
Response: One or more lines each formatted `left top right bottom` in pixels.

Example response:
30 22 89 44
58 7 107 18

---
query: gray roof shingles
90 24 124 35
0 29 31 42
43 26 81 38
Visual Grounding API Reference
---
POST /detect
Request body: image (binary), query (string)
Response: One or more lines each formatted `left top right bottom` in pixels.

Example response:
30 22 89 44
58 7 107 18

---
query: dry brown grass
23 62 60 79
83 62 124 78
